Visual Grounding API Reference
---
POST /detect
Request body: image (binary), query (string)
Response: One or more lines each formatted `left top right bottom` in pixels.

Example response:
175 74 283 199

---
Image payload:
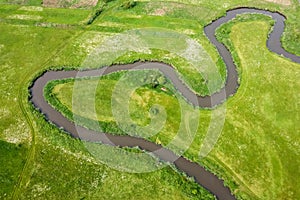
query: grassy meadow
46 14 300 200
199 20 299 199
0 0 299 199
0 7 214 200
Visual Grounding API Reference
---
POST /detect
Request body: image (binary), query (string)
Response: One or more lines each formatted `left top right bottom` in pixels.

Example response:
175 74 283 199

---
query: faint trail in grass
11 30 85 200
211 155 260 199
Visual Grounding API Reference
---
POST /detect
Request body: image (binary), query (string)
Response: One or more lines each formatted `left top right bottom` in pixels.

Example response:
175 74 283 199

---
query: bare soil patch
152 8 167 16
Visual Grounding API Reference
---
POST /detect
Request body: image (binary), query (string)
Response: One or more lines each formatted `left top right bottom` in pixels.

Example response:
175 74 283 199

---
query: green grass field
0 15 214 200
0 0 299 199
46 16 300 200
203 20 299 199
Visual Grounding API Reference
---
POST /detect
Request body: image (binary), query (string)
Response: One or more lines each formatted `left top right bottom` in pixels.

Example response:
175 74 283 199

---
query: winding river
30 8 300 200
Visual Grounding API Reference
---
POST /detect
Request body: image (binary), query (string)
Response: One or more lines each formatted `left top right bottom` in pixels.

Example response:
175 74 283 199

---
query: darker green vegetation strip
0 141 27 199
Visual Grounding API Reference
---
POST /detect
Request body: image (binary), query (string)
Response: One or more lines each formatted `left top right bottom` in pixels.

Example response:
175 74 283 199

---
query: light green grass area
92 0 300 54
0 4 91 25
85 0 300 94
47 19 300 199
0 23 78 199
45 71 188 140
77 27 224 95
1 0 300 199
191 20 300 200
0 5 214 200
195 20 299 199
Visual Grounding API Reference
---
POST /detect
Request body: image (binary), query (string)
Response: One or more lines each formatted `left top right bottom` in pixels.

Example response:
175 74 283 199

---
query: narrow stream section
30 8 300 200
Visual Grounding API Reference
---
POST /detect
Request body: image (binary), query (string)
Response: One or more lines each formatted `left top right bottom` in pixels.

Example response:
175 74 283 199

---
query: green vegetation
196 19 300 199
121 0 137 9
0 5 91 25
0 22 79 199
0 8 214 200
44 70 183 136
0 141 27 199
215 13 275 76
0 0 226 199
47 18 300 200
0 0 299 199
92 0 300 54
86 1 107 25
18 110 214 200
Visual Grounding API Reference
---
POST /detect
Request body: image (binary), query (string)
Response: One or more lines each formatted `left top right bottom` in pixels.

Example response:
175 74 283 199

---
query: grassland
47 17 300 200
0 1 218 199
0 7 214 200
0 22 80 199
92 0 300 56
201 20 299 199
0 0 299 199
